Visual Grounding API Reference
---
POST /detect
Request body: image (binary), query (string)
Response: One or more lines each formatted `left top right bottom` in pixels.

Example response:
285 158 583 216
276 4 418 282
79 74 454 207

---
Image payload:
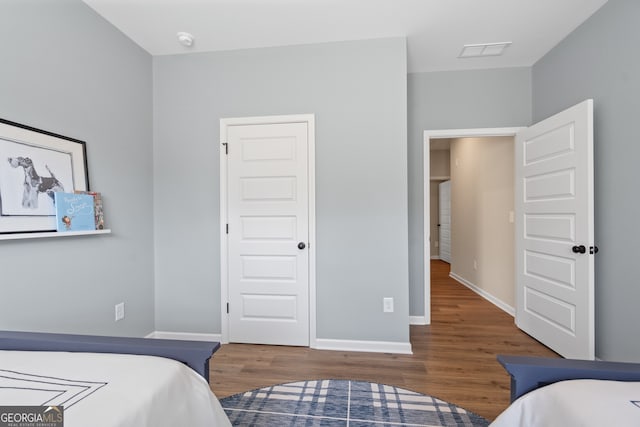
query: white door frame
422 127 523 325
220 114 317 346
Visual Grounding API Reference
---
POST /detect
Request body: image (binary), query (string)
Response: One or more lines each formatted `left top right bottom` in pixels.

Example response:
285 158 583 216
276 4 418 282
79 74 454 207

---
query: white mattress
491 379 640 427
0 350 231 427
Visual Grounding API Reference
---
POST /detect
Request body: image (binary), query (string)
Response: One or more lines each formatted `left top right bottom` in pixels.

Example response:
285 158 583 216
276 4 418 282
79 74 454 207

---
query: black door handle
572 245 586 254
298 242 306 250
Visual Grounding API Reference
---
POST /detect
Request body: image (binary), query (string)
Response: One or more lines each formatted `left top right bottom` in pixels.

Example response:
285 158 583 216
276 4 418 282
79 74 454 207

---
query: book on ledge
74 190 105 230
54 192 96 232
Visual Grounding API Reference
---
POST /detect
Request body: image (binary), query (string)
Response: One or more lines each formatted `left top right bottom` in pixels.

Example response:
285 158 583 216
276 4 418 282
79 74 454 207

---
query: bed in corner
491 354 640 427
0 330 231 426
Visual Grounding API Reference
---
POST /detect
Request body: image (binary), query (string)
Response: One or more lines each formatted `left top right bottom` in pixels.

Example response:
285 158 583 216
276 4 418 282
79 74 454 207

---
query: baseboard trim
430 255 440 260
314 338 413 355
448 272 515 317
409 316 428 325
145 331 222 342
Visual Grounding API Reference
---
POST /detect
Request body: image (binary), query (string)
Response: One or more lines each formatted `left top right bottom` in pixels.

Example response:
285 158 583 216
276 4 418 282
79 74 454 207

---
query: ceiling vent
458 42 512 58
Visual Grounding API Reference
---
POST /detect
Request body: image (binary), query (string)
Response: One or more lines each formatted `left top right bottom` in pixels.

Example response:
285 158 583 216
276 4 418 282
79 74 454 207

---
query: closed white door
226 121 309 346
515 99 594 360
438 180 451 263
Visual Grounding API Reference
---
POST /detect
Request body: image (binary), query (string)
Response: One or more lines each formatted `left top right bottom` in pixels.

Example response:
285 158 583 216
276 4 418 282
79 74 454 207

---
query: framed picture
0 118 89 233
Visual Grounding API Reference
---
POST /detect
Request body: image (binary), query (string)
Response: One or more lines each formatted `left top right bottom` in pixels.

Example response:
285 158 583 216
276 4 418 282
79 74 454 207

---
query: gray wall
153 38 410 343
0 0 155 336
407 68 531 317
10 0 631 361
533 0 640 362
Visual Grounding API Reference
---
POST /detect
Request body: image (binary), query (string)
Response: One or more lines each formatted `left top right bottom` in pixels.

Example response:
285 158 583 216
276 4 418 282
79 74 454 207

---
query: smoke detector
177 32 194 48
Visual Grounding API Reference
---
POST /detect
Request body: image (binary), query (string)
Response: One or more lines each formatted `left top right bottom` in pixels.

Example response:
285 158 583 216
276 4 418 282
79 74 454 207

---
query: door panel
438 180 451 263
227 121 309 346
515 99 594 360
241 294 298 320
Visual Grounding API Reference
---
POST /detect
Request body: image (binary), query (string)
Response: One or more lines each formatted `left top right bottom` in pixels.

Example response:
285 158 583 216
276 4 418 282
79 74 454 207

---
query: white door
438 180 451 263
226 121 310 346
515 99 594 360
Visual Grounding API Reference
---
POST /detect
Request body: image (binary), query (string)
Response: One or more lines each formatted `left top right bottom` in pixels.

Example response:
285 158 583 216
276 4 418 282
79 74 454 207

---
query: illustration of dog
7 156 64 209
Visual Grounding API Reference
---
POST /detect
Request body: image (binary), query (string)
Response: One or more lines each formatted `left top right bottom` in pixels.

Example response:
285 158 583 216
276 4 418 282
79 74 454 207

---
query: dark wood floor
210 260 558 421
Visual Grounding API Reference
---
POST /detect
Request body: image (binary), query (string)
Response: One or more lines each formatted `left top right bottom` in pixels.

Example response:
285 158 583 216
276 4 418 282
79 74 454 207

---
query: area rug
220 379 489 426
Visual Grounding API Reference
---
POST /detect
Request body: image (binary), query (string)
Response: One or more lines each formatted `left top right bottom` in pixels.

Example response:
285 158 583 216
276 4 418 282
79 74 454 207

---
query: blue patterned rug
220 379 489 426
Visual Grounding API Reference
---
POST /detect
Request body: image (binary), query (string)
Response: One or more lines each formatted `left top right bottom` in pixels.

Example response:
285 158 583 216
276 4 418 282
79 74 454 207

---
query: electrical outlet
115 302 125 321
473 260 478 270
383 297 394 313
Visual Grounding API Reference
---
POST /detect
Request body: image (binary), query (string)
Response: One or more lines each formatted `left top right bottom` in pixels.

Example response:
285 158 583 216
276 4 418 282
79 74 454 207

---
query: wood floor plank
210 260 558 421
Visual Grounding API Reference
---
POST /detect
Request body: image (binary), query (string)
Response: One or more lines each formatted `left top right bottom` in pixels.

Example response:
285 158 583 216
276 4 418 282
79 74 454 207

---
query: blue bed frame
0 330 220 383
497 354 640 402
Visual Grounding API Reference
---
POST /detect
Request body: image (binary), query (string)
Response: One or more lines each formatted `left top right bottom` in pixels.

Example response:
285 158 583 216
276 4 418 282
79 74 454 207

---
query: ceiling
82 0 608 73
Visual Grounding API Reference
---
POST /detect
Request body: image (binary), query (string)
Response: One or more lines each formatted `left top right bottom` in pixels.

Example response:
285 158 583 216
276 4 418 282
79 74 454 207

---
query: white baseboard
314 338 413 355
409 315 428 325
145 331 222 342
448 272 515 317
430 255 440 260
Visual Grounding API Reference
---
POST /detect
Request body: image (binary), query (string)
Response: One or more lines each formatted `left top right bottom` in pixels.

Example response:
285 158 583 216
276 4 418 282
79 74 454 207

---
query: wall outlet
473 260 478 270
115 302 125 321
383 297 394 313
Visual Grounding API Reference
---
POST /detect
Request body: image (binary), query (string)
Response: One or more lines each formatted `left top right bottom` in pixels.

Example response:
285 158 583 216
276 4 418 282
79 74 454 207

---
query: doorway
422 127 523 324
423 101 595 360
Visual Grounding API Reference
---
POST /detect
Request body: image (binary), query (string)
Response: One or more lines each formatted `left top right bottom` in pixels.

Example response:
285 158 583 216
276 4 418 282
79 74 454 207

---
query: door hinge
226 302 229 314
226 223 229 234
222 142 228 154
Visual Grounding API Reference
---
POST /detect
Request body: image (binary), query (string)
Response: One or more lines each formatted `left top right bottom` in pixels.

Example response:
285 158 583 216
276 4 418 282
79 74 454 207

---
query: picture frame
0 118 89 234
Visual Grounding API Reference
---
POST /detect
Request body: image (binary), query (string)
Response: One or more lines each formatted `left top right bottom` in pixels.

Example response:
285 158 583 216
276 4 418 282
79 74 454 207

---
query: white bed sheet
0 350 231 427
491 379 640 427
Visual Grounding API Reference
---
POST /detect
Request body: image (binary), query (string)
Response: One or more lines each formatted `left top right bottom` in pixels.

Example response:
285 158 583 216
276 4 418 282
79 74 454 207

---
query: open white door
438 180 451 263
515 99 595 360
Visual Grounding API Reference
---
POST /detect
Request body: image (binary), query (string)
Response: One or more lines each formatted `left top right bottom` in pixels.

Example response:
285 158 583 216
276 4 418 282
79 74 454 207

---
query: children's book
54 192 96 232
74 191 105 230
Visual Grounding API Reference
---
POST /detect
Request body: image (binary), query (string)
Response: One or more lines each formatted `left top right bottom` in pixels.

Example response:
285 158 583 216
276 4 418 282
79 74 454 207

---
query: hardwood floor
210 260 558 421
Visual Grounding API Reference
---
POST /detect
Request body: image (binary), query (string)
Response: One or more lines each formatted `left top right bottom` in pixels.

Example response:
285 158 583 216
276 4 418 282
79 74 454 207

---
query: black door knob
572 245 586 254
298 242 306 250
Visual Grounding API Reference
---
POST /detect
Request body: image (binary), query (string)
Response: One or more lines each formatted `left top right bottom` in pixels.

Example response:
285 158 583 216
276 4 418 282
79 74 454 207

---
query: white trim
146 331 223 342
315 339 413 355
219 119 229 343
430 256 440 260
307 117 317 349
409 316 427 325
220 114 316 346
425 128 524 139
448 272 515 317
423 145 430 324
422 127 524 326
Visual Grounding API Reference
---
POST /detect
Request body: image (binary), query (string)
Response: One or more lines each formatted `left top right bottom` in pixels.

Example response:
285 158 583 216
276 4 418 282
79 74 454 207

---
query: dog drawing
7 156 64 209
